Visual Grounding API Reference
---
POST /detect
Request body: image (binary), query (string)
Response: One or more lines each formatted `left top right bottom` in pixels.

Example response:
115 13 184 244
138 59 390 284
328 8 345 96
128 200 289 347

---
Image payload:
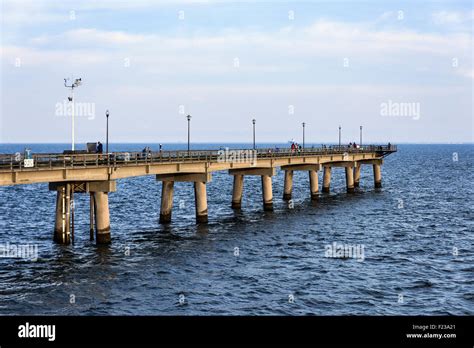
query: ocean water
0 143 472 315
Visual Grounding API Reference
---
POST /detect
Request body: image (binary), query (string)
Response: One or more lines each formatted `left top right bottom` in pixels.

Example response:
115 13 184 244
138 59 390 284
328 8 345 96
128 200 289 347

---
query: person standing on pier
97 141 103 160
97 141 103 154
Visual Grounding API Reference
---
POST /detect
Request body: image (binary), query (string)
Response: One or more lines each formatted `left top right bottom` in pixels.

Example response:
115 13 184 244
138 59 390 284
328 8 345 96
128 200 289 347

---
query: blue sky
1 0 472 144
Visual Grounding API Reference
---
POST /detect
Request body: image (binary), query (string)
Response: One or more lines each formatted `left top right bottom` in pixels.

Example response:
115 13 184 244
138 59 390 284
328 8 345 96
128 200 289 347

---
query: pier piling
53 186 71 244
194 181 208 223
309 170 319 199
353 166 361 188
261 175 273 211
323 167 332 193
94 191 111 244
345 167 355 193
283 170 293 200
373 164 382 188
159 181 174 223
231 174 244 209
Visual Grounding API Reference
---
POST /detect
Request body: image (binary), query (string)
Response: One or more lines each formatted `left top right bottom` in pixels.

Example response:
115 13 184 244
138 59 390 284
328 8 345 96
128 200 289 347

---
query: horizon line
0 141 473 145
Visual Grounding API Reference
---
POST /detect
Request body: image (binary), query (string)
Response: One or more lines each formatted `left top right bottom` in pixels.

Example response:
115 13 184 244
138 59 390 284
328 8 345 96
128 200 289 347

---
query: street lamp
338 125 341 147
106 110 110 157
252 119 256 150
64 77 82 151
186 115 192 154
302 122 306 150
360 125 363 147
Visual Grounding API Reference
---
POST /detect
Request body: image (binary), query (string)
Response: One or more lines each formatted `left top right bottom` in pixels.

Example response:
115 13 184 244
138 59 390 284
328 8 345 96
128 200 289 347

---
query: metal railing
0 145 396 172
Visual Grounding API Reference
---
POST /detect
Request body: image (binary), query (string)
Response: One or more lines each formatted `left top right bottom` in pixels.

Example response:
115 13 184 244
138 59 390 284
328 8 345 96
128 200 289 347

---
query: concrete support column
194 181 208 223
89 193 95 241
345 167 355 193
353 166 361 188
261 175 273 211
53 185 71 244
309 170 319 200
159 181 175 223
283 170 293 200
94 191 111 244
373 164 382 188
231 174 244 209
322 167 332 193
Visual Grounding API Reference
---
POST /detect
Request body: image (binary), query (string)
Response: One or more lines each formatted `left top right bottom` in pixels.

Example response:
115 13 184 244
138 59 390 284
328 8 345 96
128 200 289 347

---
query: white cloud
21 19 471 57
432 10 474 25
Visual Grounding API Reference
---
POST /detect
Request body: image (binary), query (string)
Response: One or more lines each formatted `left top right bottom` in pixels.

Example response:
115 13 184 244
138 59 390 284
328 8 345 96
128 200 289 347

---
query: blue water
0 143 472 315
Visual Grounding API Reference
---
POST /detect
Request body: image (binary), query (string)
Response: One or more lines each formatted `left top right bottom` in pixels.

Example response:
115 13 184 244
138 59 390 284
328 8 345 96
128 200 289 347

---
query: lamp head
106 110 109 117
186 114 192 121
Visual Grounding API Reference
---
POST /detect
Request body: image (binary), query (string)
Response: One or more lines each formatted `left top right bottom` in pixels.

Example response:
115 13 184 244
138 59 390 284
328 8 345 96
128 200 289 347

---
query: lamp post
186 115 192 154
106 110 110 158
64 77 82 151
360 125 362 147
252 119 256 150
338 125 341 147
302 122 306 150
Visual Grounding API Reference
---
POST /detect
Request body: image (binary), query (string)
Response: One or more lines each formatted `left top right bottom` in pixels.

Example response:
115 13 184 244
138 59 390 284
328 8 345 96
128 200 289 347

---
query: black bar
0 316 471 346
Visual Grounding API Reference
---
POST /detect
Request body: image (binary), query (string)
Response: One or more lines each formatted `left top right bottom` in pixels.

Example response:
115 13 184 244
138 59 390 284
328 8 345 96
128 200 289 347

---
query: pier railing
0 145 396 171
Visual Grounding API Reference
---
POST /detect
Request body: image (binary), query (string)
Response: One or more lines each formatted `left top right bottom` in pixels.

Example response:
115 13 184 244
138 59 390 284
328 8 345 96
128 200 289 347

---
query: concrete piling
353 166 361 188
345 167 355 193
53 186 71 244
261 175 273 211
373 164 382 188
159 181 174 223
94 191 111 244
283 170 293 200
309 170 319 200
231 174 244 209
194 181 208 223
89 193 95 241
323 167 332 193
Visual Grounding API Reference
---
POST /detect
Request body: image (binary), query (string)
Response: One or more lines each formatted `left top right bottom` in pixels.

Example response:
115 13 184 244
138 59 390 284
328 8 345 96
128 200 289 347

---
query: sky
0 0 472 144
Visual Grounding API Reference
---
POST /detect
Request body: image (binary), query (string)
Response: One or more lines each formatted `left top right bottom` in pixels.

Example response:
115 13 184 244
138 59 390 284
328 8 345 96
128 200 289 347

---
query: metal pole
338 126 341 147
252 119 256 150
71 88 75 151
302 122 305 150
106 113 109 154
360 125 362 146
187 115 191 154
106 110 109 163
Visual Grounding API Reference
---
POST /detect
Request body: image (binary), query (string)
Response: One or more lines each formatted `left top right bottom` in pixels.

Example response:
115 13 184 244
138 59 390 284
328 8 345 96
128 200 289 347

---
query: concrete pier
373 164 382 188
261 175 273 211
323 167 332 193
159 181 174 223
94 191 111 244
231 174 244 209
283 170 293 200
194 181 208 223
1 145 395 247
309 170 319 200
353 166 361 188
345 167 355 193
